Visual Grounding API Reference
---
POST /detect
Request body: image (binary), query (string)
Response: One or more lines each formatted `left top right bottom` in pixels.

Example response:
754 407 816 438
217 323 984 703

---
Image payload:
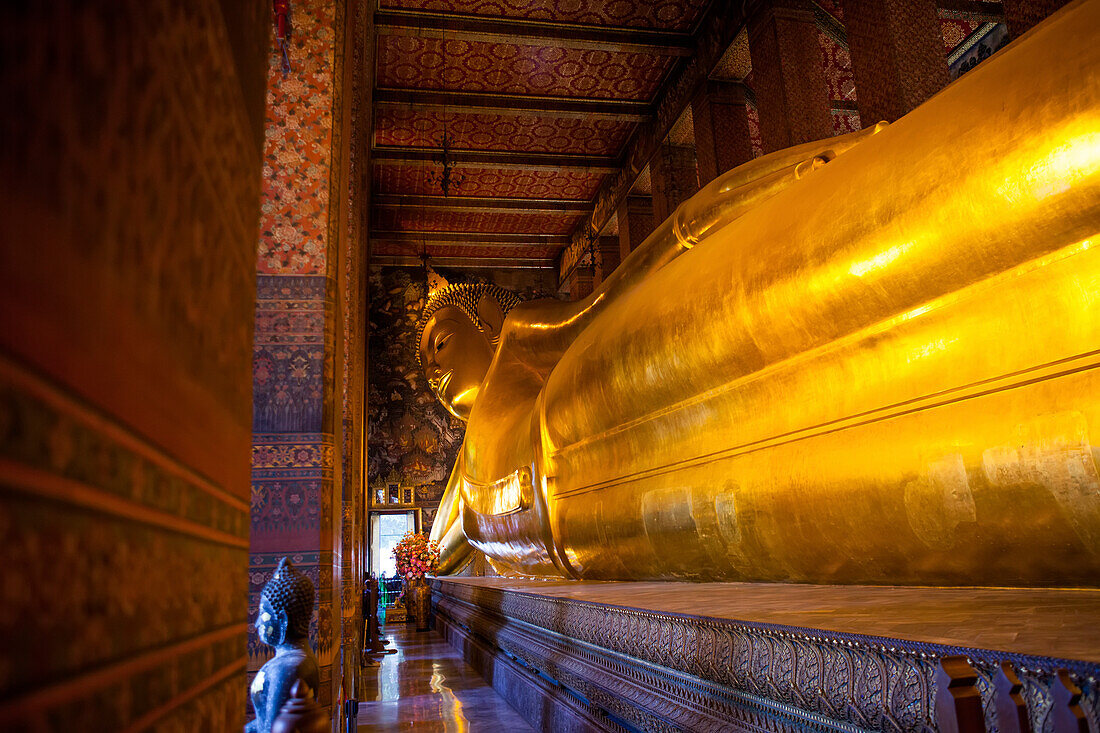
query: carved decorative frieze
433 580 1099 733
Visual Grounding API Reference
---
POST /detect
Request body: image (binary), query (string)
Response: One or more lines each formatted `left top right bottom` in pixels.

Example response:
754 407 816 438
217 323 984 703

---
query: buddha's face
419 304 495 421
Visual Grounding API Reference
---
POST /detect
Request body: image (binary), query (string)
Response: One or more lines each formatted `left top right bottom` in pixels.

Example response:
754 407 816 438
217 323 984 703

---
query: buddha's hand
429 464 472 574
434 517 472 575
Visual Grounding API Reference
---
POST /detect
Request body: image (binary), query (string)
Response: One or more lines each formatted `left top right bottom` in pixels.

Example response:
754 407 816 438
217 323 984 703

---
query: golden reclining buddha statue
421 0 1100 586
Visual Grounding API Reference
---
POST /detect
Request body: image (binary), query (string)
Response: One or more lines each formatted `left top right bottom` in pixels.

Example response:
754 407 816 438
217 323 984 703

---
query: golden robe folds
427 0 1100 586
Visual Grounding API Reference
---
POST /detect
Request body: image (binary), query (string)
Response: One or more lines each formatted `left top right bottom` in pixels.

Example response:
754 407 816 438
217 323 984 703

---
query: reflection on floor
358 624 534 732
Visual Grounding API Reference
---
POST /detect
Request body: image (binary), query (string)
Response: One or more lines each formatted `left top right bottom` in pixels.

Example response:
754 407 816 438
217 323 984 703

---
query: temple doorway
370 511 417 578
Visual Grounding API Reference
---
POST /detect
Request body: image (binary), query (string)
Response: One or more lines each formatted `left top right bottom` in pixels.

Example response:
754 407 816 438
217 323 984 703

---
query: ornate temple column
338 0 370 714
748 0 834 152
561 265 596 300
1001 0 1070 37
650 144 699 225
691 81 757 185
842 0 948 124
617 195 655 262
251 0 366 719
593 236 621 286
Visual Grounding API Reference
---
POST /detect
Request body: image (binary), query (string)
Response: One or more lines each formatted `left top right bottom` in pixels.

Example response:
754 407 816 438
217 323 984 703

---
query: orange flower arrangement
392 531 440 581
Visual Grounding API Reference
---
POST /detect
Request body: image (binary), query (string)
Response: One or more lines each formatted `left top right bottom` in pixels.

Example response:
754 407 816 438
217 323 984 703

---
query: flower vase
403 583 416 625
410 578 431 631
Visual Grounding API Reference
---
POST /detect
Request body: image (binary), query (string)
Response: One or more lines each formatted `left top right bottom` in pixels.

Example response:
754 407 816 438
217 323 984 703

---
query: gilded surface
425 1 1100 585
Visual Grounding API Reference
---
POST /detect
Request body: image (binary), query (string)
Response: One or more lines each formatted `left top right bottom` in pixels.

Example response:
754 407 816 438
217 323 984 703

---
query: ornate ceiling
367 0 713 269
367 0 1010 273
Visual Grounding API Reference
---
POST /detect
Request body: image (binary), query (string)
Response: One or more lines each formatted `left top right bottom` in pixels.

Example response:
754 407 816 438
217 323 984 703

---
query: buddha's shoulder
267 647 318 672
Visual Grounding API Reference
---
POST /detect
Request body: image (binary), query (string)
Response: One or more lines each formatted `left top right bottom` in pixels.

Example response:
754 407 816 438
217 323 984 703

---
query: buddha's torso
248 646 320 732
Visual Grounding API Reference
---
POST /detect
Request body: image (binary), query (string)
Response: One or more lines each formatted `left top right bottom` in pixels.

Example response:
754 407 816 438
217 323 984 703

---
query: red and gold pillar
692 81 757 185
617 195 655 263
843 0 948 124
1002 0 1070 38
650 143 699 225
748 0 834 152
561 265 596 301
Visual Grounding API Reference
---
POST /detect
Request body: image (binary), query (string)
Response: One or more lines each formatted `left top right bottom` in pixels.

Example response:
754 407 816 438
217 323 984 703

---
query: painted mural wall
367 266 560 525
249 0 341 703
250 0 367 716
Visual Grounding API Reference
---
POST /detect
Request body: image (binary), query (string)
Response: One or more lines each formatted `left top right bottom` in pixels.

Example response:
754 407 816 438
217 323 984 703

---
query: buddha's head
417 277 521 421
256 557 314 647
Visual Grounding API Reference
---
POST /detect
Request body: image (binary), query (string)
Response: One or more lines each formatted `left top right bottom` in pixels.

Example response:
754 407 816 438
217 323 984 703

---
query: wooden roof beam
374 88 651 122
369 255 558 269
936 0 1004 16
372 146 619 173
374 194 590 213
375 9 696 56
560 0 762 284
369 230 572 246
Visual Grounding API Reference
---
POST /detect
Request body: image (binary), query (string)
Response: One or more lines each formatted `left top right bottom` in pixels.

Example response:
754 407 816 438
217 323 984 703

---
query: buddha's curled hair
260 557 315 639
416 282 521 368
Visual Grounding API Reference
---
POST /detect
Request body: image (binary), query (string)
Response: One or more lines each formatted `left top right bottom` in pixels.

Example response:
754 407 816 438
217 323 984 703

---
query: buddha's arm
449 111 890 578
429 452 472 574
598 121 888 294
499 123 888 369
536 0 1100 584
262 672 294 731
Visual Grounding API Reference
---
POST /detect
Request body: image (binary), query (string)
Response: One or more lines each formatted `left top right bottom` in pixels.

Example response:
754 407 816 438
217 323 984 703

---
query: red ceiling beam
936 0 1005 16
374 88 651 122
369 230 572 246
373 194 590 213
375 9 696 57
369 254 558 269
371 146 620 173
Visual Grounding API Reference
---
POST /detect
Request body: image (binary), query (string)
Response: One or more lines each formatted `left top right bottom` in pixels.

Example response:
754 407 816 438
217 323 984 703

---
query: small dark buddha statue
246 558 321 733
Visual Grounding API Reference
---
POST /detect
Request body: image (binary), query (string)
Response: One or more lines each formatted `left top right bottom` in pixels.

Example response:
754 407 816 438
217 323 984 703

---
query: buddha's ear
476 294 505 340
275 608 290 645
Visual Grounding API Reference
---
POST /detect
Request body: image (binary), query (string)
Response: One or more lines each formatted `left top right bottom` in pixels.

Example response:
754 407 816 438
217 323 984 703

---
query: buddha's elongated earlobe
476 294 505 343
276 608 290 645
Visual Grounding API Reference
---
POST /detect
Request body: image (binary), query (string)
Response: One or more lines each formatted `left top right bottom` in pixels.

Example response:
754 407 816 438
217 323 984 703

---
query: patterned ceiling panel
372 241 562 259
375 108 634 155
372 207 585 234
372 164 604 200
379 0 709 31
377 35 675 99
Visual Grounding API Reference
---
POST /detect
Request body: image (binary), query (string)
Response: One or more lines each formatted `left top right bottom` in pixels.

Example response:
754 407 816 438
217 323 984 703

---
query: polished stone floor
358 624 534 732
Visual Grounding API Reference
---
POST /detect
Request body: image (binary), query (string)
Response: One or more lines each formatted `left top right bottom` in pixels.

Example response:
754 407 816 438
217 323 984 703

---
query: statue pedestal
384 601 407 625
432 577 1099 733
